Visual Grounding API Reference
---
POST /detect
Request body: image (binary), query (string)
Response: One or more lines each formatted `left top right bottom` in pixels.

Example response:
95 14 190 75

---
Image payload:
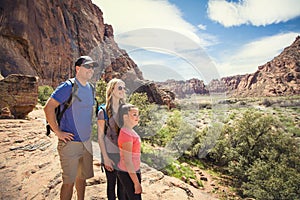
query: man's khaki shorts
57 139 94 184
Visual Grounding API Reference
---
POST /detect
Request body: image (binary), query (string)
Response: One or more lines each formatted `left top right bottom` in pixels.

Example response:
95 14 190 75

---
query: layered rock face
0 74 38 118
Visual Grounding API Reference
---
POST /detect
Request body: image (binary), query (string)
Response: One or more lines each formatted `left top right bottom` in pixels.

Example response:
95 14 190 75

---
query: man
44 56 97 200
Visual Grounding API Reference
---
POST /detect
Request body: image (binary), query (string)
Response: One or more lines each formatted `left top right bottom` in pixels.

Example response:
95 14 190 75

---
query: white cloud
208 0 300 27
92 0 214 47
114 28 219 82
91 0 299 81
197 24 207 30
215 32 300 76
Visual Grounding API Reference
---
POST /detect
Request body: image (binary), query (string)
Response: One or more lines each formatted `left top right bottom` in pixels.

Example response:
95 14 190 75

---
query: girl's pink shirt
118 128 141 172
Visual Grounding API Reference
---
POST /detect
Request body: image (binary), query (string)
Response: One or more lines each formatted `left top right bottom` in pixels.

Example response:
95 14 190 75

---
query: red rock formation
0 0 143 86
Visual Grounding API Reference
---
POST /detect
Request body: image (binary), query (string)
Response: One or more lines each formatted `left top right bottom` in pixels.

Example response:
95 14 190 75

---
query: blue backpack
97 104 109 135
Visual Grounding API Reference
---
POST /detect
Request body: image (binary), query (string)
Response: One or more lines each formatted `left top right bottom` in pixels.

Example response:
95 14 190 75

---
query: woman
117 104 142 200
97 78 126 200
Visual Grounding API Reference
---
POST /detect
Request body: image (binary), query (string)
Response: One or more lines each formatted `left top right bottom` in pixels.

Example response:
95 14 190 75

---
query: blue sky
92 0 300 82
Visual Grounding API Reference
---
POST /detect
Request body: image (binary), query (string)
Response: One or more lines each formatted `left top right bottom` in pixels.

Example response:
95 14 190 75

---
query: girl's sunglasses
118 86 126 91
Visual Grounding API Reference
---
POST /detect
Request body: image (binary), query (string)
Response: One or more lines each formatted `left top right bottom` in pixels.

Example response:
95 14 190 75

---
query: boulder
0 74 38 119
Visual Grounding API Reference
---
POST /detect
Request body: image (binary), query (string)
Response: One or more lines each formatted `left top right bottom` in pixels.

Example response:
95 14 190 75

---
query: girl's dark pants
118 170 142 200
104 153 127 200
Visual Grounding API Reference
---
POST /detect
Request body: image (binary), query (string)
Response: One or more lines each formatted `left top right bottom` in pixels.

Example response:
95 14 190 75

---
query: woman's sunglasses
118 86 126 91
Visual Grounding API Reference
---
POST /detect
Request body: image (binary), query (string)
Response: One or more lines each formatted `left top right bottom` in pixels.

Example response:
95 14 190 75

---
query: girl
97 78 126 200
117 104 142 200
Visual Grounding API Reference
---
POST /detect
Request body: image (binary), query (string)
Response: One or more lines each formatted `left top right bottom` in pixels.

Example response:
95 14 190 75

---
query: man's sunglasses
118 86 126 91
81 63 97 69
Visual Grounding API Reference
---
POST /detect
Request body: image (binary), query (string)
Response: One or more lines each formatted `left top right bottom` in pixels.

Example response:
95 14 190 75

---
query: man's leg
76 140 93 199
60 183 74 200
57 141 78 200
75 177 86 200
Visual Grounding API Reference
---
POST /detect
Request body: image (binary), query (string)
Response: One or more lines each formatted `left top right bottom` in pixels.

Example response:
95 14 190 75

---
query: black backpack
46 78 96 136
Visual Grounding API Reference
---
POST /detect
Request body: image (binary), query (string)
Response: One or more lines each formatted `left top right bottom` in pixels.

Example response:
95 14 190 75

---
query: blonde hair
106 78 126 118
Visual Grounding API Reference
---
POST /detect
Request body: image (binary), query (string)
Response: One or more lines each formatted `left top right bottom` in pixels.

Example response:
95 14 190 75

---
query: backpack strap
99 104 109 135
85 82 99 118
56 78 80 125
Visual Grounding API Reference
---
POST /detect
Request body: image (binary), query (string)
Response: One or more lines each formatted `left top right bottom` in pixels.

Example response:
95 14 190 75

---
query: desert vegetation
38 83 300 200
128 94 300 199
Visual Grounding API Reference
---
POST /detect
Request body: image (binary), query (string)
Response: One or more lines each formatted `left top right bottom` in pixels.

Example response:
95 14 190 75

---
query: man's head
74 56 97 81
75 56 98 69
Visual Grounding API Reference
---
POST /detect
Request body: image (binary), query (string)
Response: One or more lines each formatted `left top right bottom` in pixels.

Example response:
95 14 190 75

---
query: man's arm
44 98 74 142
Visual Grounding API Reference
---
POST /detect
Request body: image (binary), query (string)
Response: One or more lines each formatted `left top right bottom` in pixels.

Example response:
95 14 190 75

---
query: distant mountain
227 35 300 97
158 36 300 98
156 78 208 98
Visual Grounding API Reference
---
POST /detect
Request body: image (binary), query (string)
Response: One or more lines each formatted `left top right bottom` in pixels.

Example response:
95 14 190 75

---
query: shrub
154 110 182 146
38 85 54 106
209 110 300 199
91 79 107 141
95 79 107 105
162 160 196 182
261 98 272 107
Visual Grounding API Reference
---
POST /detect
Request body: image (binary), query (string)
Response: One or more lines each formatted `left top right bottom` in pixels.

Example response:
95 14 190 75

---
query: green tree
154 110 182 146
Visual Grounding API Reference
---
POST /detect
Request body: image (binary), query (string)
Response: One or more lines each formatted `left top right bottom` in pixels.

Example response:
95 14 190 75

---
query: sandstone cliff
211 36 300 97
